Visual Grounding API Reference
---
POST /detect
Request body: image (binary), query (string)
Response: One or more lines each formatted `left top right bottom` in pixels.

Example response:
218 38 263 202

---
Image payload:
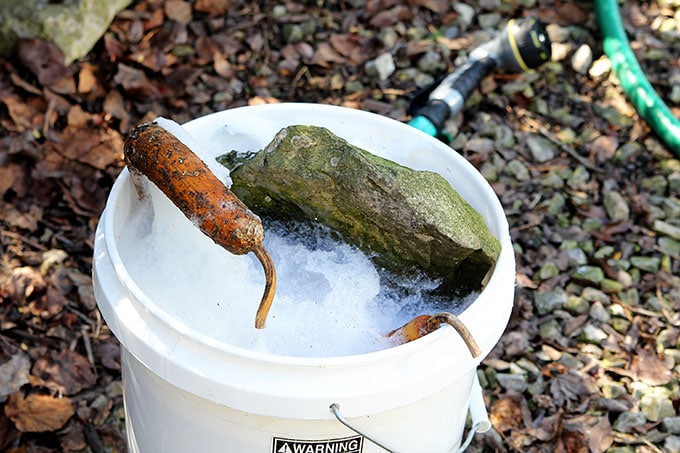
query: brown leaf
0 94 38 132
0 163 26 199
165 0 193 24
564 414 613 453
489 397 523 433
589 135 619 164
59 420 86 452
0 266 46 305
31 350 96 396
77 64 98 94
0 338 31 399
329 34 370 65
103 89 130 132
4 392 74 433
96 340 121 371
59 127 124 170
549 369 598 410
113 64 158 98
629 349 672 385
409 0 449 14
369 5 412 28
14 39 73 85
555 429 589 453
213 52 234 78
194 0 232 17
310 43 346 68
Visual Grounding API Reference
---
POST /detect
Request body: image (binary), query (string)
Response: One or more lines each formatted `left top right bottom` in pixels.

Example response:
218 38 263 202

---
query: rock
417 49 445 74
604 191 630 222
526 134 557 163
571 44 593 74
478 13 502 30
589 301 611 323
505 159 530 181
613 412 647 433
663 417 680 434
582 324 608 343
665 436 680 453
453 3 475 30
496 373 528 393
654 219 680 240
365 53 396 81
562 247 588 267
534 288 568 315
630 256 661 273
641 390 676 422
589 56 611 79
0 0 132 64
573 265 605 285
538 262 560 280
600 381 627 399
564 295 590 315
223 125 501 294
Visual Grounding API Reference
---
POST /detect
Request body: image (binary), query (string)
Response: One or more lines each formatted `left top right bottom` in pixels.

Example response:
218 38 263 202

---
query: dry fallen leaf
489 397 523 433
31 349 97 396
14 39 73 85
5 392 74 433
0 340 31 400
194 0 232 17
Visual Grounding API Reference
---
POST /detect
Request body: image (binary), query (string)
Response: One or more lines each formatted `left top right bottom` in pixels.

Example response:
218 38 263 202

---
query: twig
534 124 603 173
1 230 49 251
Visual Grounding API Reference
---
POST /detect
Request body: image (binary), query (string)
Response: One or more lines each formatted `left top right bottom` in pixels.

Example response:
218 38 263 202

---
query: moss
222 125 501 294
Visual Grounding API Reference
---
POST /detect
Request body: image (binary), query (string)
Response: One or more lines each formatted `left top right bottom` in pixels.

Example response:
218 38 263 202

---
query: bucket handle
329 373 492 453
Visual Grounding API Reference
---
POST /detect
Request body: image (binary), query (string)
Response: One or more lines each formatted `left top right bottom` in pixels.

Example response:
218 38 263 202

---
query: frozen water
117 119 473 357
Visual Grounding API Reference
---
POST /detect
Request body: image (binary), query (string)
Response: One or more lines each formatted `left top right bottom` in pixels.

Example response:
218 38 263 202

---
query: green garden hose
595 0 680 156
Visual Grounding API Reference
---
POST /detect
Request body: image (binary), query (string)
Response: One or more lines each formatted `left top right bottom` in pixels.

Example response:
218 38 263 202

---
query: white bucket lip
95 103 515 418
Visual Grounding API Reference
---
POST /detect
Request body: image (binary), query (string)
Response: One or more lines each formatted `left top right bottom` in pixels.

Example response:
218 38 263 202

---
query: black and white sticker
272 435 364 453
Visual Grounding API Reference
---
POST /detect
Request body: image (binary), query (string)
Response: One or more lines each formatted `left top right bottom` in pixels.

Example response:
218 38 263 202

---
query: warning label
272 435 364 453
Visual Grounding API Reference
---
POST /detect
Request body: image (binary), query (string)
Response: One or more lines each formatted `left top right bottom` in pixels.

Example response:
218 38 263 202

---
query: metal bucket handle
330 313 490 451
330 371 492 452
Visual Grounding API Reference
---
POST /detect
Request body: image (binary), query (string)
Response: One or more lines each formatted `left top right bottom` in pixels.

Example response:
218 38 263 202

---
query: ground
0 0 679 452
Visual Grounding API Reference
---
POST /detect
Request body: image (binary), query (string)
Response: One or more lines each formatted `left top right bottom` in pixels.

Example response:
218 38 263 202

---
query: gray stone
496 373 528 393
573 265 605 285
365 53 396 81
453 3 475 30
505 159 530 181
654 219 680 240
564 295 590 315
589 301 611 323
630 256 661 273
534 288 568 315
478 13 502 30
604 190 630 222
665 436 680 453
0 0 132 64
562 248 588 267
582 324 608 343
539 319 562 339
417 49 445 74
641 391 676 422
663 417 680 434
613 412 647 433
526 134 557 163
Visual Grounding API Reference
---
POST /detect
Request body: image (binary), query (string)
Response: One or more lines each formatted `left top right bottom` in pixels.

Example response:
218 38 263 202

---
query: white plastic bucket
93 103 515 453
